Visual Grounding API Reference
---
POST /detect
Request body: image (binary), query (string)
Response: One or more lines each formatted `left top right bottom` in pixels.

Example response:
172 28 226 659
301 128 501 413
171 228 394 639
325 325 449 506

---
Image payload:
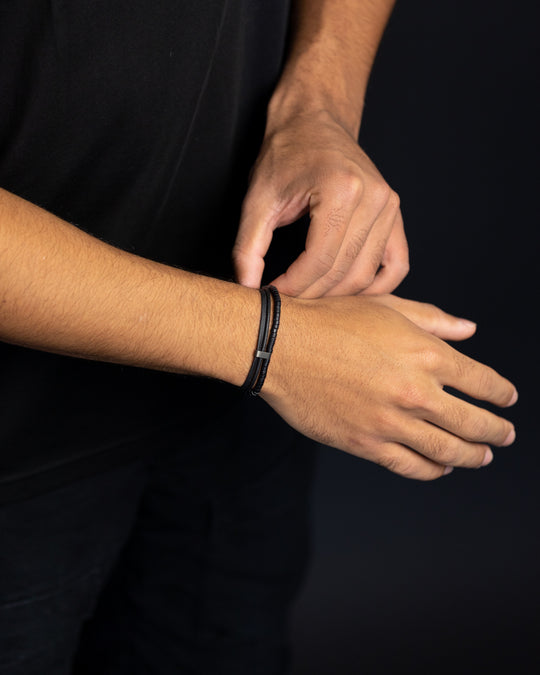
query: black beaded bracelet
241 285 281 396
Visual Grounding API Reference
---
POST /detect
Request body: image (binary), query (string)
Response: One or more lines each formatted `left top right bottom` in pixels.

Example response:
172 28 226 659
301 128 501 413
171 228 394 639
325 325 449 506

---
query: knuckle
446 402 466 432
386 242 411 279
470 414 490 440
395 259 410 282
422 304 444 330
347 277 373 294
423 433 449 463
324 207 347 233
394 381 430 411
442 439 469 467
400 257 410 275
371 407 401 437
397 462 422 480
310 250 336 276
420 344 443 372
357 270 376 289
334 274 373 295
345 432 371 456
231 243 247 263
344 241 362 263
345 228 370 261
369 182 391 210
476 366 496 399
459 444 488 470
377 453 420 480
452 353 470 379
387 189 401 211
339 172 364 203
324 265 348 285
377 452 405 475
423 302 439 315
370 239 387 270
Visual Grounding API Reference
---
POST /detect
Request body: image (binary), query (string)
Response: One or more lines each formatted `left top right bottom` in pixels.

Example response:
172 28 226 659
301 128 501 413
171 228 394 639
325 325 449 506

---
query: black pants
0 399 315 674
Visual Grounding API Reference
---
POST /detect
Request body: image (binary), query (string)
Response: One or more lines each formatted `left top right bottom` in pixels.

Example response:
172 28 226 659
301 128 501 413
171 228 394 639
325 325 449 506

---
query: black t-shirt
0 0 292 501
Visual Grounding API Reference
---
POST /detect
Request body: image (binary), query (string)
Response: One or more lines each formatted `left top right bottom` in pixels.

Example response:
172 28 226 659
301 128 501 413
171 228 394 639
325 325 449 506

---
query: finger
233 188 278 288
271 182 364 296
398 418 493 469
371 295 477 341
233 177 311 288
362 214 409 295
425 391 516 447
321 191 399 297
441 349 518 408
367 441 450 481
296 186 392 298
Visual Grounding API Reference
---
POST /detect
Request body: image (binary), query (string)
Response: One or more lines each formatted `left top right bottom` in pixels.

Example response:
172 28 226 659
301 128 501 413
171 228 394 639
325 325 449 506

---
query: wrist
175 274 260 387
267 73 364 140
198 281 304 398
257 293 311 401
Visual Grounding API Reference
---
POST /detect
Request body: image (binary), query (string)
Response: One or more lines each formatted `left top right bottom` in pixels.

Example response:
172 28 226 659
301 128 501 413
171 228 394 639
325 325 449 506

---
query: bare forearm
0 188 258 386
0 188 517 482
270 0 396 136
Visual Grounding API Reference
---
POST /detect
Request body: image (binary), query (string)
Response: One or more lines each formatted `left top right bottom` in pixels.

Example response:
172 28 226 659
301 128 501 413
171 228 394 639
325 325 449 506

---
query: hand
233 110 409 298
262 294 517 480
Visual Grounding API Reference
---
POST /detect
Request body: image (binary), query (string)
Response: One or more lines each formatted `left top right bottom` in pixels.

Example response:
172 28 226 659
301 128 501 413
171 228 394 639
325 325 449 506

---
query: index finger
272 193 361 296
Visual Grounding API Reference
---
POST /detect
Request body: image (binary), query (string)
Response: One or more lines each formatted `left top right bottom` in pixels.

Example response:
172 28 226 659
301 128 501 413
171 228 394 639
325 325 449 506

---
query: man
0 1 516 673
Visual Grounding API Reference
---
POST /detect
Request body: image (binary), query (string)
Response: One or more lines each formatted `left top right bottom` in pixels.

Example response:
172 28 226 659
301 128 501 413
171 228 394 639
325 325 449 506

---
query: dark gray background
289 1 539 672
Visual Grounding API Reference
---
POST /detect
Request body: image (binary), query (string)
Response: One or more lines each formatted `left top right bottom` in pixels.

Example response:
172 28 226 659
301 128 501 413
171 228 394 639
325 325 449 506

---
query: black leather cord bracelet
252 285 281 396
241 285 281 396
241 287 270 393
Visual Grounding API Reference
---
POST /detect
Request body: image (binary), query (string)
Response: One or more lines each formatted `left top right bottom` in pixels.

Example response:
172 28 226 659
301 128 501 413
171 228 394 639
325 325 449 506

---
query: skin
233 0 408 298
0 190 516 481
264 294 516 480
0 0 518 481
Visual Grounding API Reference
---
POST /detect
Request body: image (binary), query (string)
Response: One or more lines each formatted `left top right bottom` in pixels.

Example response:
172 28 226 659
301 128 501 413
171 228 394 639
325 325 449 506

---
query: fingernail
503 427 516 446
459 319 477 329
508 389 518 406
443 466 454 476
481 448 494 466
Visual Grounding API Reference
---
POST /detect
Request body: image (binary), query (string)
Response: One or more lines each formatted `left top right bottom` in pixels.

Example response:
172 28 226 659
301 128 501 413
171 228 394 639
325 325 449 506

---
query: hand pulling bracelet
241 285 281 396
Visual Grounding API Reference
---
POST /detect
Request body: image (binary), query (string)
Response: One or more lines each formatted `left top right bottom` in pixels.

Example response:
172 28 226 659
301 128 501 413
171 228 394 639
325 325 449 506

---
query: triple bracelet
241 285 281 396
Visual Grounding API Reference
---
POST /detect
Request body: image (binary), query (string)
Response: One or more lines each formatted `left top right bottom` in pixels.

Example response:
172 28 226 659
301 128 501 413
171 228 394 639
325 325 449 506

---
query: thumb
233 188 277 288
372 295 477 341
